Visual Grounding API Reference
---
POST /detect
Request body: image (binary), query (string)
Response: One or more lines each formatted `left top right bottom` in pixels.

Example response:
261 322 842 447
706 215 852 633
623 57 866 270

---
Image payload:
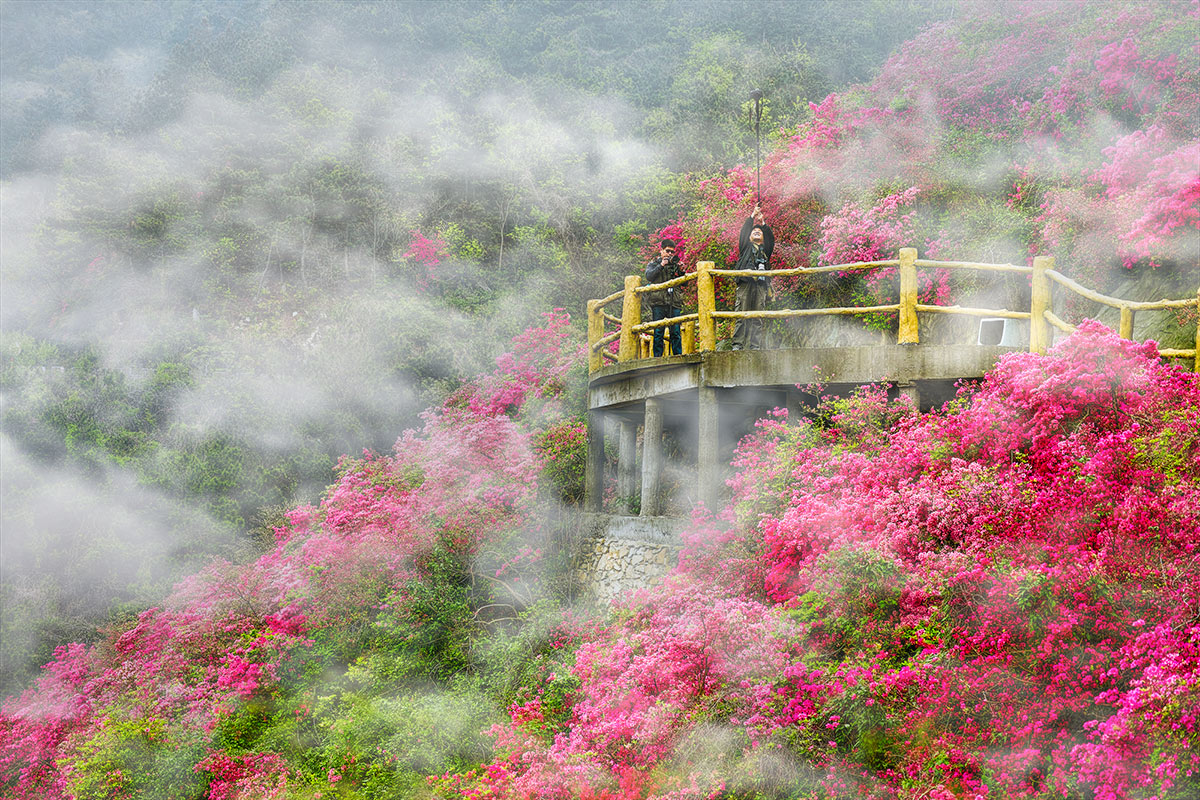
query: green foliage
321 687 497 790
365 549 475 685
1134 409 1198 485
533 419 587 505
64 712 208 800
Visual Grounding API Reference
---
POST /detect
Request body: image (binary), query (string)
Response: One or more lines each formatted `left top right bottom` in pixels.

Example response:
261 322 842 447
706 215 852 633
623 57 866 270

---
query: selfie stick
749 89 763 206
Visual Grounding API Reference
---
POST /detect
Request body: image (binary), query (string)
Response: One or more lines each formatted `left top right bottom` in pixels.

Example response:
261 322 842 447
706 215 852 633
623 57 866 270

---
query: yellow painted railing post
1030 255 1053 354
682 320 695 354
618 275 642 361
1119 306 1133 340
696 261 716 351
898 247 919 344
586 299 602 373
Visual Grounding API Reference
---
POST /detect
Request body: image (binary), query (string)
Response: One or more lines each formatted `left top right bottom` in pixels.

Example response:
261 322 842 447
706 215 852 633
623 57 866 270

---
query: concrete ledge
589 345 1022 409
701 344 1021 387
573 512 685 542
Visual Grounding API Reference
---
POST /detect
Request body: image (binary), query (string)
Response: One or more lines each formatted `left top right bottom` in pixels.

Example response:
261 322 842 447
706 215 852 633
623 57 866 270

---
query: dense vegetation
1 0 947 694
2 1 1198 798
657 0 1198 346
4 317 1198 799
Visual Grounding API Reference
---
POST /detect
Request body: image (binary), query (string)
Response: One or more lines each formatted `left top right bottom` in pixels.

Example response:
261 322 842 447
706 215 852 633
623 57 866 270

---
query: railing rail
587 248 1199 373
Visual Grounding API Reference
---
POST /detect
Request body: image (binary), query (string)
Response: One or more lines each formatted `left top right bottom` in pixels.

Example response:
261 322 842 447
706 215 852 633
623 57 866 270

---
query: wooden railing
587 248 1200 373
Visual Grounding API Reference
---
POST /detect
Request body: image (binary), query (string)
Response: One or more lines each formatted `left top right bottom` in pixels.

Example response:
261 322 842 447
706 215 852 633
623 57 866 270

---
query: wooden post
618 275 642 361
696 261 716 351
587 299 602 372
1119 306 1133 340
682 320 695 354
898 247 919 344
640 397 663 516
1030 255 1053 354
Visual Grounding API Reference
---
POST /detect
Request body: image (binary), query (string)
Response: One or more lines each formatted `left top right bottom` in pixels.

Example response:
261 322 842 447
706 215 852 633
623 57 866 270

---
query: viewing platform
584 248 1199 514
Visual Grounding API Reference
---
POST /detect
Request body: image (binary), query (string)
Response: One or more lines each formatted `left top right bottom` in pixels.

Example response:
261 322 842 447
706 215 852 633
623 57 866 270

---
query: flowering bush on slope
464 323 1199 799
0 311 585 799
678 1 1197 322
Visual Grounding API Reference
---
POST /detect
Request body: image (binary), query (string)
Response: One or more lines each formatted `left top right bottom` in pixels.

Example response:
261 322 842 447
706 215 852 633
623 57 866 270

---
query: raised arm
738 215 754 255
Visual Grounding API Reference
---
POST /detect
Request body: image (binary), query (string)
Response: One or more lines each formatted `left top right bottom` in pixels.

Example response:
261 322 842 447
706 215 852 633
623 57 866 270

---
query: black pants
732 280 768 350
651 305 682 357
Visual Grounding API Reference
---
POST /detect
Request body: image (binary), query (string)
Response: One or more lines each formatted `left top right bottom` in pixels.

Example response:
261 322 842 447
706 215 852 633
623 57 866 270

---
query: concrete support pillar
897 382 920 409
617 418 638 513
585 409 606 512
640 397 664 516
697 386 720 510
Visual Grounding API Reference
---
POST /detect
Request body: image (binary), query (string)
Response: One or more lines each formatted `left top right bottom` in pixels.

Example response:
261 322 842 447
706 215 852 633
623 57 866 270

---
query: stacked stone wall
571 513 682 605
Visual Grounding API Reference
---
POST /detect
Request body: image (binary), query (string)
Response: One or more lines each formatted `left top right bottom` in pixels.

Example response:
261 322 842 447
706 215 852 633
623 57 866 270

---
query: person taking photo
644 239 683 357
731 205 774 350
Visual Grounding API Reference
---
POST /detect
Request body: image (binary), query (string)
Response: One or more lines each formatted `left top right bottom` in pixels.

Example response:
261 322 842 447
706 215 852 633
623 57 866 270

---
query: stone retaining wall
572 513 682 605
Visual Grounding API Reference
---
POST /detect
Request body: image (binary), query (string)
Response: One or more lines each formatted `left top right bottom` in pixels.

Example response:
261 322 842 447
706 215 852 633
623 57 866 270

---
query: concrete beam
699 346 1017 388
588 360 701 409
589 346 1018 412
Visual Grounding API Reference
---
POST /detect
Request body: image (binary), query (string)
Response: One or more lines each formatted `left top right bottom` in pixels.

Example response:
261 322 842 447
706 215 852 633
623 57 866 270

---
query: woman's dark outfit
731 216 774 350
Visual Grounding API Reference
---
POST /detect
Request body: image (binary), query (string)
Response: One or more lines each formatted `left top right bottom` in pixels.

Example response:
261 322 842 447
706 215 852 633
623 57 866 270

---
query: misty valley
2 2 1198 799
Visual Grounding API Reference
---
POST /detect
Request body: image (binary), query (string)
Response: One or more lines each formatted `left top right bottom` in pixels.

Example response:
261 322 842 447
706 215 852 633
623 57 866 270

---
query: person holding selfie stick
731 205 774 351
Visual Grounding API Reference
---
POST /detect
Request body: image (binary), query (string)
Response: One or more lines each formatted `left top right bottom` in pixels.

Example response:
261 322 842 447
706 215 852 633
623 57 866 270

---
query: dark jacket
644 255 683 308
735 216 774 285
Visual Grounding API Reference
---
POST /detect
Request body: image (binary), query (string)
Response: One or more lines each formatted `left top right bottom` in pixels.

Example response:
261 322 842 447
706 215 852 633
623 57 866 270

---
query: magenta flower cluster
675 1 1198 290
0 311 584 799
455 323 1199 799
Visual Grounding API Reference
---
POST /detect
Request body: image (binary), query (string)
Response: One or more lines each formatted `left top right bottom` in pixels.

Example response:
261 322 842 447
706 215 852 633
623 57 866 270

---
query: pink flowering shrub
462 323 1199 799
1092 128 1200 264
0 311 585 799
404 229 451 292
195 751 289 800
534 419 587 504
817 188 951 328
405 230 449 265
678 0 1198 324
817 188 921 267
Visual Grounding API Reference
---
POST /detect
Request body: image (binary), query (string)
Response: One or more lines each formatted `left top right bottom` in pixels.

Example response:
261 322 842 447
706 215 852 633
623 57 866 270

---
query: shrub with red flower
0 311 584 799
462 323 1200 799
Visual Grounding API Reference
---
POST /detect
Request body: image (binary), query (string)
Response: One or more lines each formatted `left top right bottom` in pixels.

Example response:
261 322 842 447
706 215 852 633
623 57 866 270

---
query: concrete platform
588 345 1021 410
585 344 1023 513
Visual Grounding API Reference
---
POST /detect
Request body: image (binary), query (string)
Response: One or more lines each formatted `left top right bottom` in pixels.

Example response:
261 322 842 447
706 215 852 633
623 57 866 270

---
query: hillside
4 317 1198 800
2 1 1199 799
0 0 947 696
662 0 1198 349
